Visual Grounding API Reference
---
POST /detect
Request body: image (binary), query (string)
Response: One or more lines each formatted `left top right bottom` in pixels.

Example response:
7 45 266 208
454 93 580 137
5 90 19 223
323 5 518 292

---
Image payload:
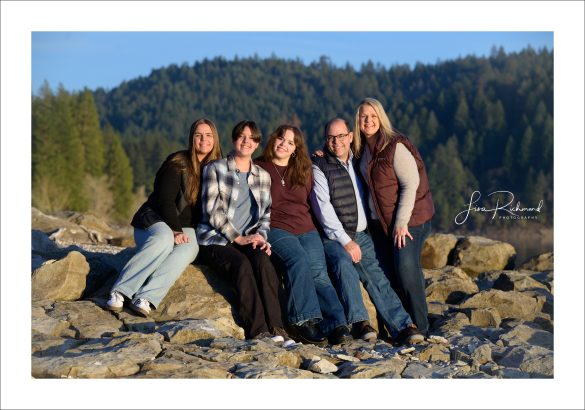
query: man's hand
344 240 362 263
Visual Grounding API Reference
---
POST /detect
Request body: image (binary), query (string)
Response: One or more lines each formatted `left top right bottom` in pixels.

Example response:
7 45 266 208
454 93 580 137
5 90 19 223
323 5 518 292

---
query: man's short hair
323 118 351 139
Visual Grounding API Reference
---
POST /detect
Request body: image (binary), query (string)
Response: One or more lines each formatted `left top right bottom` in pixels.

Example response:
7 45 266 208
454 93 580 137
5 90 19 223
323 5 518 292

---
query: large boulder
521 252 553 272
492 271 550 292
460 289 544 321
424 266 479 304
452 236 516 277
32 251 89 301
421 233 459 269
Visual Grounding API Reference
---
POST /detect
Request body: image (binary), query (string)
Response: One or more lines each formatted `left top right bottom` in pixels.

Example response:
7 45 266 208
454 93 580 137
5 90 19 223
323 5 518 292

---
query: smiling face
233 126 259 159
359 103 380 138
272 129 296 163
326 119 353 163
193 123 215 158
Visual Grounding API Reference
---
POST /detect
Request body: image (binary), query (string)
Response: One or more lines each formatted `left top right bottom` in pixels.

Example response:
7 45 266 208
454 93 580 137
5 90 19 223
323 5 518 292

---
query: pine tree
32 83 67 211
103 124 134 221
54 86 88 211
74 89 105 176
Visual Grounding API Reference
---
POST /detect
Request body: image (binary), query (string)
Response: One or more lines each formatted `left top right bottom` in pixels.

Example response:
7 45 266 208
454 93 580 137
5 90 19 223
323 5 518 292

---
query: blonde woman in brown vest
353 98 435 336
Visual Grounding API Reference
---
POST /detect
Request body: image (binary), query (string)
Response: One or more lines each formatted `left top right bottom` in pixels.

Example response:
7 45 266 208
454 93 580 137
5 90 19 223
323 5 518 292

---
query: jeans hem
289 312 322 326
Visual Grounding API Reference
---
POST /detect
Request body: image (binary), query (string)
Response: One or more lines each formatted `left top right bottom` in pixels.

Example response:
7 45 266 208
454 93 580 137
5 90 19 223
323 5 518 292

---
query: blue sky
32 31 553 94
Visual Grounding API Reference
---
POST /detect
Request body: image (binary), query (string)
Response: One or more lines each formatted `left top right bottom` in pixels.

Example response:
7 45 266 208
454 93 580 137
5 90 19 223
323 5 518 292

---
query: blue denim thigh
134 227 199 308
112 222 175 300
296 230 348 333
354 231 413 338
269 228 322 324
321 236 370 325
392 221 432 333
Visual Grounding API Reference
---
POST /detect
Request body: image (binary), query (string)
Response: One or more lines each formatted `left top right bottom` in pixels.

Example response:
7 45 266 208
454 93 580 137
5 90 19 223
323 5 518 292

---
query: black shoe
352 320 378 342
396 325 425 345
329 325 353 345
290 320 327 346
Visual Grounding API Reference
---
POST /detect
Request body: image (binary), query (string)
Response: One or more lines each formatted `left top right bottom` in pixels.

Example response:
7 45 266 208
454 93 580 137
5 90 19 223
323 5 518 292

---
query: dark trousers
369 219 432 335
199 243 284 339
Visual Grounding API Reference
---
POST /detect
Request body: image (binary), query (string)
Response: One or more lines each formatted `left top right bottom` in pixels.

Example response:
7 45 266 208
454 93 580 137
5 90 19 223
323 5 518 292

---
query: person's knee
149 227 175 253
180 240 199 262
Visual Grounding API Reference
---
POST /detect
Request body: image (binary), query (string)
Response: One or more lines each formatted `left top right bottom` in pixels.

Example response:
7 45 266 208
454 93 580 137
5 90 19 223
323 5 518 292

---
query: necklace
272 163 288 187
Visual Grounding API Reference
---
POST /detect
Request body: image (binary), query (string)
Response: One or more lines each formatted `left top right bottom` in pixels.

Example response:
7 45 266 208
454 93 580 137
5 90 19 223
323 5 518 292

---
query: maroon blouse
255 159 316 235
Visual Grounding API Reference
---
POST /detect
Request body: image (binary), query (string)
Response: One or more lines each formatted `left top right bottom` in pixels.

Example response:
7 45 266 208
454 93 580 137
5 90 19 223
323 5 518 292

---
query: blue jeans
269 228 347 335
112 222 198 308
322 230 413 338
370 220 432 334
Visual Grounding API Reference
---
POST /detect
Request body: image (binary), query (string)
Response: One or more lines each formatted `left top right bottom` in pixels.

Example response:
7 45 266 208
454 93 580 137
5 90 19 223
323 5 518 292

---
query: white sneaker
129 298 151 317
106 291 124 312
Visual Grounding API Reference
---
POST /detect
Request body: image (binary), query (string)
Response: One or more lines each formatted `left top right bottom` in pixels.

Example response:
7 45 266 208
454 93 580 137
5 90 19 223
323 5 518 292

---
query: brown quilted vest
364 132 435 235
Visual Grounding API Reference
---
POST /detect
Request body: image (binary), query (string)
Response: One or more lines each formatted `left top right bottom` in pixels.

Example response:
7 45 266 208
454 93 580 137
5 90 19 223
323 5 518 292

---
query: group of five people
105 98 435 347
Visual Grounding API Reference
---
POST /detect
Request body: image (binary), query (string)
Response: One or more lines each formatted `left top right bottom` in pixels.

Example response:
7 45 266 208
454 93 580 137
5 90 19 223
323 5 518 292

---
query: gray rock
460 289 544 320
519 354 554 377
421 233 459 269
231 362 315 379
32 251 89 301
493 345 552 370
452 236 516 277
44 300 123 338
492 271 550 292
157 319 237 344
425 266 479 304
32 333 163 378
467 307 502 327
401 362 461 379
32 304 76 338
494 367 531 378
336 357 407 378
521 252 553 271
136 349 233 378
308 356 338 374
418 344 450 363
498 324 553 350
470 344 492 365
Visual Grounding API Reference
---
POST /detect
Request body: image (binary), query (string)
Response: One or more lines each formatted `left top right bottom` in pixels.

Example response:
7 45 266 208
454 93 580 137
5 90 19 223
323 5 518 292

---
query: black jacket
131 153 196 232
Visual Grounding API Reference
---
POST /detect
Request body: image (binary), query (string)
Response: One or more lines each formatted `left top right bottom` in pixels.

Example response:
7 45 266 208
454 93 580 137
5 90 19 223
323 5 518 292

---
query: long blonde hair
170 118 222 204
353 97 397 158
261 125 311 187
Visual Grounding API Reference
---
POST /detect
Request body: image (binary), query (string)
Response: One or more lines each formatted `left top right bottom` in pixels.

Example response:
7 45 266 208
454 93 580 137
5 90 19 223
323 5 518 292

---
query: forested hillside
32 47 553 230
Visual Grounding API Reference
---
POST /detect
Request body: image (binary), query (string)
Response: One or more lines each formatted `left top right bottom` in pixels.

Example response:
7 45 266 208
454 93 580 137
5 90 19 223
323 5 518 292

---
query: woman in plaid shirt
197 120 293 345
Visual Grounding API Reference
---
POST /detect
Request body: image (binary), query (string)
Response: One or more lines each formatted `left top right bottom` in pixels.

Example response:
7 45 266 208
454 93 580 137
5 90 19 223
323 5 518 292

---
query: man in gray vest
310 118 424 345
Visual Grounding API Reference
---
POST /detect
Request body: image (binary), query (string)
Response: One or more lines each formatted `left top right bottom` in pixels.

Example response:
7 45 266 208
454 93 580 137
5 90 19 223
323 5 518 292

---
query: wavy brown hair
261 125 311 187
170 118 223 204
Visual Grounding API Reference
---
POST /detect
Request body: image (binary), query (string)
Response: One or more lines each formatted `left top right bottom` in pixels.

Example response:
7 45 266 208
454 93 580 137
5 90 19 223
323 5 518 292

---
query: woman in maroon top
255 125 352 346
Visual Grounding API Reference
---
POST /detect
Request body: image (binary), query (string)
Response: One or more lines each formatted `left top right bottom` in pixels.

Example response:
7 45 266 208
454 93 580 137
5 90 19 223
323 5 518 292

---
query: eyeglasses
326 133 349 142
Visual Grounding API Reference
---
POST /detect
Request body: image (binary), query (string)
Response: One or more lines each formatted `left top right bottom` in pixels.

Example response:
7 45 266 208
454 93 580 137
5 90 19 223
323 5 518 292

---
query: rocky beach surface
31 207 554 379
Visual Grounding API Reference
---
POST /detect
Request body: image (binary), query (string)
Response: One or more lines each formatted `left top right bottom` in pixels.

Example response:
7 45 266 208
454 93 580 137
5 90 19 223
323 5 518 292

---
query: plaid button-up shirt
197 154 272 246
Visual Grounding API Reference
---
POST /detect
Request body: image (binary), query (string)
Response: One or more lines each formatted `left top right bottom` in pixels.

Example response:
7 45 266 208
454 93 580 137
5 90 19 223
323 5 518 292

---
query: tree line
32 85 134 222
33 46 553 231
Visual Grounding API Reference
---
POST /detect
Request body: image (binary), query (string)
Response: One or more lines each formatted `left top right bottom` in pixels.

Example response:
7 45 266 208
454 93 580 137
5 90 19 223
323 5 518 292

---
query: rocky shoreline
31 208 554 379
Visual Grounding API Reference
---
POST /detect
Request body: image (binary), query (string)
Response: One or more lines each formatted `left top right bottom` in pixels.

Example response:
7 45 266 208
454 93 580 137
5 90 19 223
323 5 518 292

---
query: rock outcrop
30 208 554 379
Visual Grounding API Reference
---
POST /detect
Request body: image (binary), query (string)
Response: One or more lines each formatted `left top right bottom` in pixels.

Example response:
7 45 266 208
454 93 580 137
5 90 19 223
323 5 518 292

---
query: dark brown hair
170 118 222 204
231 120 262 142
261 124 311 187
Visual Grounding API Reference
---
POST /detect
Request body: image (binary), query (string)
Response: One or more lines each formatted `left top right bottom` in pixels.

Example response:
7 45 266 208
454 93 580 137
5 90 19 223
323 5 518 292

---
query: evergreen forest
32 46 553 231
